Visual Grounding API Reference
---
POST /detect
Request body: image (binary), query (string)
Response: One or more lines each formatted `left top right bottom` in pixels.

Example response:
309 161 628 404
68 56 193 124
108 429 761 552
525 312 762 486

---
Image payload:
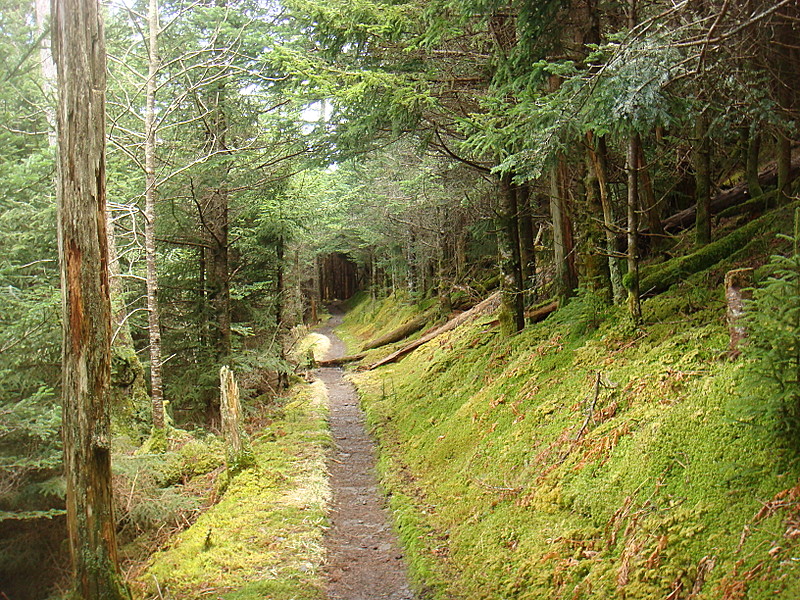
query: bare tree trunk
517 183 537 304
52 1 128 597
276 233 288 390
589 133 624 303
144 0 165 433
107 211 149 433
626 133 643 324
550 156 578 302
34 0 57 146
638 142 665 252
206 90 231 360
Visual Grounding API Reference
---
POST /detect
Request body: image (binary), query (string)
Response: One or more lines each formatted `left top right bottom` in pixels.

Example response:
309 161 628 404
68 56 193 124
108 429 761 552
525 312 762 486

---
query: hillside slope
340 232 800 599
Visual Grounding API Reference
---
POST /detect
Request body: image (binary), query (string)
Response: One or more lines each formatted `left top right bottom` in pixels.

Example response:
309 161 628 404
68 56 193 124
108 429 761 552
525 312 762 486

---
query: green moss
343 277 800 599
640 202 797 296
134 381 331 600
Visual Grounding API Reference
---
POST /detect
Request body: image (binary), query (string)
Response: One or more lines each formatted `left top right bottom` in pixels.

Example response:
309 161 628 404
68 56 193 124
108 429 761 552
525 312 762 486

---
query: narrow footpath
317 313 414 600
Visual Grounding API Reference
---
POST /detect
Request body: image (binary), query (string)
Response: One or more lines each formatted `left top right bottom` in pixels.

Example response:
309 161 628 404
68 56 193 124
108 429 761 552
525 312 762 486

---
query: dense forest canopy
0 0 798 597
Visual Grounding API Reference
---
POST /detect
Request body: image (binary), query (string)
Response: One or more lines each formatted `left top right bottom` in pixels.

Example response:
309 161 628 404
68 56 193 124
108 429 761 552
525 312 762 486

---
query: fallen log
361 311 435 351
640 204 791 296
318 353 367 367
367 292 502 370
661 155 800 233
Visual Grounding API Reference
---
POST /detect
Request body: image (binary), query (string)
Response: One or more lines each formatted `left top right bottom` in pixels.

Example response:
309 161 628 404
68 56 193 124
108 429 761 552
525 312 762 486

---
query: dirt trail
317 313 414 600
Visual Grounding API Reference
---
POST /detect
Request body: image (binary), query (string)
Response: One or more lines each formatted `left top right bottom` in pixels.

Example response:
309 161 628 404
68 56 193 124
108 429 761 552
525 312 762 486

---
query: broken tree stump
220 365 251 470
725 268 753 358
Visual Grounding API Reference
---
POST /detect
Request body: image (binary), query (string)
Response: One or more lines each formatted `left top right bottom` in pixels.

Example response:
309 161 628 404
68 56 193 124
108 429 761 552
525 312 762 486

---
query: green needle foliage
742 209 800 448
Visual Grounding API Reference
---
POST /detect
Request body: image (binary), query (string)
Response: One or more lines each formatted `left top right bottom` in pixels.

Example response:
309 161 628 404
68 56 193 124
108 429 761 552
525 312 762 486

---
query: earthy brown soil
317 314 415 600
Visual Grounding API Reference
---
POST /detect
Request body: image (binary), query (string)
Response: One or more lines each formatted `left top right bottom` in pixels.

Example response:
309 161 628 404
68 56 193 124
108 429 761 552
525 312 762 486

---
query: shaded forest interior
1 0 800 598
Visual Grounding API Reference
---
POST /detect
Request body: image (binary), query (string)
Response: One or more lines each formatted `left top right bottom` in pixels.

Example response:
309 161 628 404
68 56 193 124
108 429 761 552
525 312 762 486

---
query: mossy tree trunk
52 1 129 597
694 110 712 247
498 173 525 332
745 125 763 198
774 2 798 205
583 141 611 298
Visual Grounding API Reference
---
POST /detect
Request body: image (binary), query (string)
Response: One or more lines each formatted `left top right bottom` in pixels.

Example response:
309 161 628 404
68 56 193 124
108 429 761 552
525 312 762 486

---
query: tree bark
498 173 525 332
589 133 624 303
52 1 128 596
550 156 578 302
206 86 231 360
745 126 763 198
144 0 165 432
638 142 666 252
583 143 611 298
34 0 57 146
517 183 537 305
694 110 712 247
626 132 643 324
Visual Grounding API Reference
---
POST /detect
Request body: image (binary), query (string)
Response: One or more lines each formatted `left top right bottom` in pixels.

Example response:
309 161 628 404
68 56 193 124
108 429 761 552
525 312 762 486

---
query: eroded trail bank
317 315 413 600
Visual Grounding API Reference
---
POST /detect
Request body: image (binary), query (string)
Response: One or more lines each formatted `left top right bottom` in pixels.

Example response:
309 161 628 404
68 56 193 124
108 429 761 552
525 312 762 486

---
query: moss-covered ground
340 264 800 598
132 378 331 600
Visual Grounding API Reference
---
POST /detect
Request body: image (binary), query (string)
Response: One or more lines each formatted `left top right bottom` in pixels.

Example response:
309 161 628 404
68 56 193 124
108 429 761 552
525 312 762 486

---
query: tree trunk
407 228 418 296
34 0 57 146
626 133 643 324
638 142 665 252
144 0 165 433
550 156 578 302
276 234 288 390
589 134 624 303
745 126 763 198
498 173 525 332
107 211 149 435
52 1 128 597
517 183 537 305
206 90 231 360
694 110 712 247
583 144 611 298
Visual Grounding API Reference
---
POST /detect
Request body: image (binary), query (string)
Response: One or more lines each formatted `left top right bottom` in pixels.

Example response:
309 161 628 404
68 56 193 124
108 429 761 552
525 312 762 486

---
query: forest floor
317 312 414 600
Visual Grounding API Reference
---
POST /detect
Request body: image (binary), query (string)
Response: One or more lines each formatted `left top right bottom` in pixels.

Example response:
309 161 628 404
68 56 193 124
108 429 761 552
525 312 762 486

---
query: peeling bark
53 0 128 596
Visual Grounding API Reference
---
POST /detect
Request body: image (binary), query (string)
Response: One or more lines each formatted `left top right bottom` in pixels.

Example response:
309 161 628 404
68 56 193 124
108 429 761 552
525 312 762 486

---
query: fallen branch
367 292 502 370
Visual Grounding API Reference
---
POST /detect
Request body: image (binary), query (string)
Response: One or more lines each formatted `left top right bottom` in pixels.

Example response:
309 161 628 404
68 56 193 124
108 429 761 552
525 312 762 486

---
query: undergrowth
341 261 800 599
130 379 331 600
